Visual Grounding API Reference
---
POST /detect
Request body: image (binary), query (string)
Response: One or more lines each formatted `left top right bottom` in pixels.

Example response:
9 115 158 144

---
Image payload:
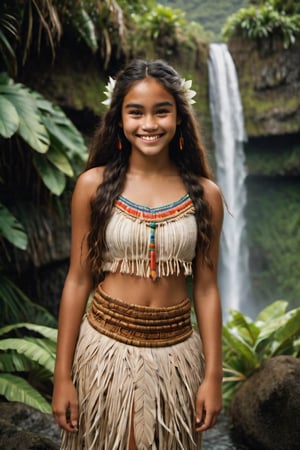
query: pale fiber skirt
60 288 205 450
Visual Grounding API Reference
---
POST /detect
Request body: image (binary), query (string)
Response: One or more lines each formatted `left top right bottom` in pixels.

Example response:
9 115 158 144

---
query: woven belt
87 285 193 347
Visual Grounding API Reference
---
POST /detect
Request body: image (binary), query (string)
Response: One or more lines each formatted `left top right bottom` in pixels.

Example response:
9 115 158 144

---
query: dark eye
128 109 142 116
156 109 169 116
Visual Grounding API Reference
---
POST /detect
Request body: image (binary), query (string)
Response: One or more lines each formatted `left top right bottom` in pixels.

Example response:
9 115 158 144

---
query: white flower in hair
102 76 116 106
181 78 196 105
102 75 196 107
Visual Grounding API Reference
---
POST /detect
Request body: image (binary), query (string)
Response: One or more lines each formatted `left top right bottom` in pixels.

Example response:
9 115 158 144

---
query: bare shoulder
74 166 105 199
199 177 224 226
199 177 223 206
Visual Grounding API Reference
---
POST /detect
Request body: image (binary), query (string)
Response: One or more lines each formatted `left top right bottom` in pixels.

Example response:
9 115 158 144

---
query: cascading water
208 43 252 318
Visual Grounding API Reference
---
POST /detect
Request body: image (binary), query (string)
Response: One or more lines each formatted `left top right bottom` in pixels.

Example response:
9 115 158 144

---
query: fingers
195 396 221 432
52 401 79 432
68 400 79 431
195 408 219 432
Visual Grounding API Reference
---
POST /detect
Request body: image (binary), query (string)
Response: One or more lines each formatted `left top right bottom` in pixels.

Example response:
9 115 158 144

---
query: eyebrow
124 101 174 109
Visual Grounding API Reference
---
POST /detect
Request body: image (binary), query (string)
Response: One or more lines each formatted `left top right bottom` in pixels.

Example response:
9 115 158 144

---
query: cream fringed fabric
102 194 197 279
60 319 205 450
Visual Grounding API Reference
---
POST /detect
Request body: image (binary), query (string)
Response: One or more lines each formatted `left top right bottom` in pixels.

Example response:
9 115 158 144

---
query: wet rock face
230 356 300 450
0 402 60 450
229 38 300 137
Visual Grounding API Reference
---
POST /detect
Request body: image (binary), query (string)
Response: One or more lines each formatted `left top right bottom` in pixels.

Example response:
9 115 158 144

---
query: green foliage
222 301 300 408
0 204 28 251
70 5 98 53
0 75 87 196
145 4 186 39
250 0 300 14
223 0 300 48
0 273 57 328
0 76 50 154
131 4 186 43
0 322 57 413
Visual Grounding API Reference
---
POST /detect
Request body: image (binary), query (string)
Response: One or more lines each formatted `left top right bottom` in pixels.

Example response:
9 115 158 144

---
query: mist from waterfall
208 43 252 319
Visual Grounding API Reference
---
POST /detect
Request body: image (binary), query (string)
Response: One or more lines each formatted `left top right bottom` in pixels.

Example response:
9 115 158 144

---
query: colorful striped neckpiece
115 193 193 222
115 194 194 281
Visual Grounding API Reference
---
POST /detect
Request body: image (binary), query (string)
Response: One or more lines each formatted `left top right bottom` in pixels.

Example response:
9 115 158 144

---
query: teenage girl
52 59 223 450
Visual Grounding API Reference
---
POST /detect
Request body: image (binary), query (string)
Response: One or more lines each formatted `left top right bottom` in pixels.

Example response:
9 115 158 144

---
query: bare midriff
101 271 189 308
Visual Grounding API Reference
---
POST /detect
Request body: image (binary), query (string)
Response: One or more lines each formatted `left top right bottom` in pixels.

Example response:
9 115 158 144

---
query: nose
142 114 158 131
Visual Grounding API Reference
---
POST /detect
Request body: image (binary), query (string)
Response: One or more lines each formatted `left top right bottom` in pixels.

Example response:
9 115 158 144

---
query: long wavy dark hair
85 59 214 280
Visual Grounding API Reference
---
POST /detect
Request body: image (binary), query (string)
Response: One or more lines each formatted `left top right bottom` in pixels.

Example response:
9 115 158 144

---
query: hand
52 378 79 432
195 377 222 432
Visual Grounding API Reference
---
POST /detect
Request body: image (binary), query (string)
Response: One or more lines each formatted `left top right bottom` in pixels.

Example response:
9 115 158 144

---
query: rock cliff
229 36 300 138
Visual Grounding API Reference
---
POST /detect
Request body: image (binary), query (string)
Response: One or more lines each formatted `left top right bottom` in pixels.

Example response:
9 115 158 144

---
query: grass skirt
60 290 205 450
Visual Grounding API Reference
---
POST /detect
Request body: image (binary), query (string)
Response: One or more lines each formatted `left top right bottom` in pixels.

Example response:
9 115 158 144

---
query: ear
176 116 182 125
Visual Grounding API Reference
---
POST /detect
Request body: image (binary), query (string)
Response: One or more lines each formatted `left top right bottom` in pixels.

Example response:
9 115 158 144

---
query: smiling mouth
138 134 162 142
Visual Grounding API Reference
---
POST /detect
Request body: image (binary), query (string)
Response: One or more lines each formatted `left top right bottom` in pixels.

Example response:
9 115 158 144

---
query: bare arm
193 179 224 432
52 168 102 432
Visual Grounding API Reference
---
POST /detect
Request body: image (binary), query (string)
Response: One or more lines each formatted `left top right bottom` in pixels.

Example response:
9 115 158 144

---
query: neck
127 152 177 177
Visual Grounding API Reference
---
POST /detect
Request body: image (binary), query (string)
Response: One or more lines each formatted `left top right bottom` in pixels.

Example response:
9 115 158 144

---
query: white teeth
141 135 160 141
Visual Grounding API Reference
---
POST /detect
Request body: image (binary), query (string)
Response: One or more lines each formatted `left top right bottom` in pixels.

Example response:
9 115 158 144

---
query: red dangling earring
117 136 122 151
179 130 184 151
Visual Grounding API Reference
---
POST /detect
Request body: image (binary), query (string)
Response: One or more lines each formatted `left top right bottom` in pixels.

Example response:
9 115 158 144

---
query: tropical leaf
25 336 57 357
222 301 300 409
0 203 28 250
271 309 300 356
0 373 51 413
32 91 87 177
227 310 260 345
256 300 288 322
71 6 98 52
223 326 258 367
0 322 57 342
0 351 33 373
0 94 19 137
0 338 55 373
33 153 66 195
36 97 87 162
46 145 74 177
0 82 50 153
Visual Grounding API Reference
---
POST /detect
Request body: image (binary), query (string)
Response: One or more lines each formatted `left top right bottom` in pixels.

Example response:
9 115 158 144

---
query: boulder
230 355 300 450
0 402 60 450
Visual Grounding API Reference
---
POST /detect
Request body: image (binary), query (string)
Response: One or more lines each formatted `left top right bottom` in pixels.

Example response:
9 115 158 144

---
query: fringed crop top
101 194 197 280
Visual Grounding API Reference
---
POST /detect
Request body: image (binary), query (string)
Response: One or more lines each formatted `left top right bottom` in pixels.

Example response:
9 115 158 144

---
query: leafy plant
0 74 87 196
0 204 28 251
222 0 300 48
132 4 186 41
222 300 300 409
0 322 57 413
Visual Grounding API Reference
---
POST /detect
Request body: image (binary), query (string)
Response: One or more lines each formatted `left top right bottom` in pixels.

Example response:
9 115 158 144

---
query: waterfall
208 43 252 318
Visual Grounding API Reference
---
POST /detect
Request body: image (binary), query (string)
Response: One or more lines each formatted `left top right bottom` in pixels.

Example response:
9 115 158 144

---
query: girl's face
120 77 180 159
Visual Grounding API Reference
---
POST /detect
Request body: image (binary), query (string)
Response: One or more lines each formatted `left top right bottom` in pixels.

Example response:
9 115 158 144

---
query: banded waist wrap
87 285 193 347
